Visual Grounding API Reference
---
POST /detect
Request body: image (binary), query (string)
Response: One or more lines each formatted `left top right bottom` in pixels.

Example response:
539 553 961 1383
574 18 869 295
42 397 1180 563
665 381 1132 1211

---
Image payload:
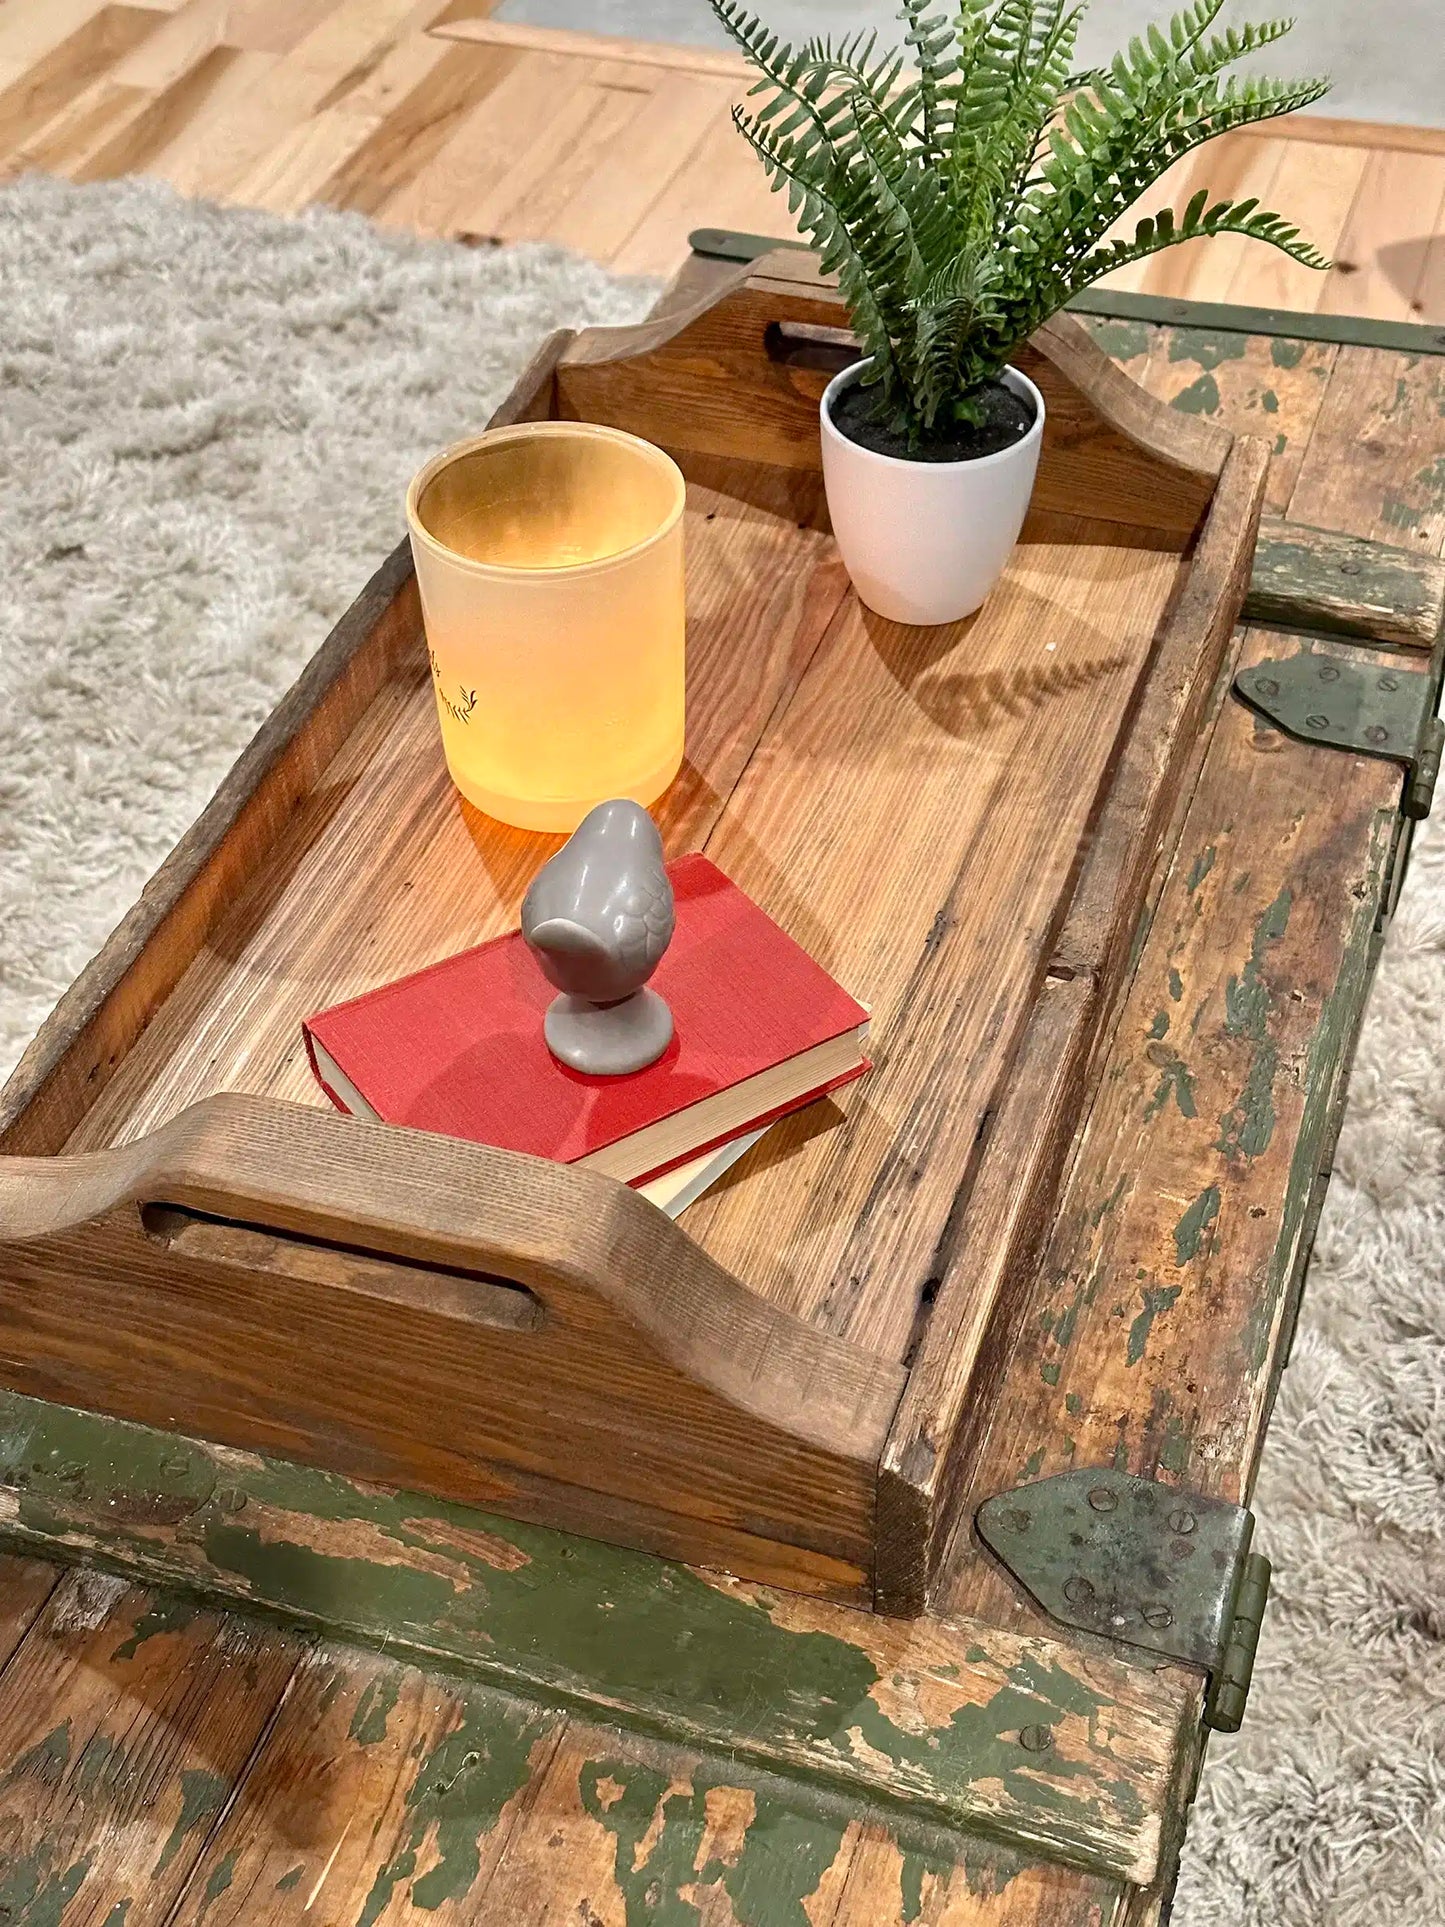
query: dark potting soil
830 377 1036 462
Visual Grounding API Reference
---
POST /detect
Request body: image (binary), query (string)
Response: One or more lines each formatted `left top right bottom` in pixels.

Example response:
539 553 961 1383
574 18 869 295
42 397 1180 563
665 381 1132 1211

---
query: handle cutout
140 1204 543 1333
763 320 859 375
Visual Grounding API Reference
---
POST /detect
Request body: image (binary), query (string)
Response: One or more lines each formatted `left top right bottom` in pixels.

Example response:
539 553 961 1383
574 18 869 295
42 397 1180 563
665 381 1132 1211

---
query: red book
303 855 870 1186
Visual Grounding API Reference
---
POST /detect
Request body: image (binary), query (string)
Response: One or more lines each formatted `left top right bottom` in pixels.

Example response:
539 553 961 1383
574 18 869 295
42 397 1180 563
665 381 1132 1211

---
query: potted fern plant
710 0 1329 625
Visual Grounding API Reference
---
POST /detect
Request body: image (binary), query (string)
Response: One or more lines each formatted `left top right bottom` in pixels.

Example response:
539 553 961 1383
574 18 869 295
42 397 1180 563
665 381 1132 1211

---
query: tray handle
0 1094 905 1602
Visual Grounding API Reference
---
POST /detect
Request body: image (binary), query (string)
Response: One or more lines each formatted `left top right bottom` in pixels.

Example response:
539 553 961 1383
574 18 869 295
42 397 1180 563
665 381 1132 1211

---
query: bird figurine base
521 798 677 1080
543 987 674 1077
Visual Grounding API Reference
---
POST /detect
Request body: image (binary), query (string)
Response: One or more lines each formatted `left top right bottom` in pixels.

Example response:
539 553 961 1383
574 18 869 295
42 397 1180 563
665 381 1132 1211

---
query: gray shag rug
2 175 1443 1925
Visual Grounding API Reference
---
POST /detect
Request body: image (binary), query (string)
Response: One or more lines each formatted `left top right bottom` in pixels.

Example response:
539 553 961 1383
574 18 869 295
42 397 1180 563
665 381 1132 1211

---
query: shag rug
2 175 1443 1926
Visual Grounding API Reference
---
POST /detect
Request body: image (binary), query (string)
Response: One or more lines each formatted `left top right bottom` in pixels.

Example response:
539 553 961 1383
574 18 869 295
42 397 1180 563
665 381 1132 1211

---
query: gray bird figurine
521 799 675 1075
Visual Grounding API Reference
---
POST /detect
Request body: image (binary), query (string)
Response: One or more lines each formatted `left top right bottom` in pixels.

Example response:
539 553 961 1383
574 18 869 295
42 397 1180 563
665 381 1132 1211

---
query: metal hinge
1234 651 1444 820
976 1468 1270 1733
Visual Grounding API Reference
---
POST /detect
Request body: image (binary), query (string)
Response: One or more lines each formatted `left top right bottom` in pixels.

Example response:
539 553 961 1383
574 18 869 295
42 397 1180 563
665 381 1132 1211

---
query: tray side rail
0 1091 905 1604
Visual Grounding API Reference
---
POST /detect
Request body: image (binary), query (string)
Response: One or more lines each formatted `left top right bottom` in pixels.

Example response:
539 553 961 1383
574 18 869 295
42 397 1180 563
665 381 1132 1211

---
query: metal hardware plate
976 1469 1260 1690
1234 652 1443 819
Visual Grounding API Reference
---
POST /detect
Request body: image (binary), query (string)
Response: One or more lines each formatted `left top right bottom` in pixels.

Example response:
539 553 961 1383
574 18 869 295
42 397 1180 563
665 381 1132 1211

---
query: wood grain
935 626 1406 1635
1317 147 1445 323
1287 346 1445 551
0 1567 302 1920
558 263 1228 536
876 436 1268 1610
0 254 1264 1610
0 1553 58 1671
169 1642 564 1924
1246 517 1445 646
0 1392 1191 1889
0 1092 905 1601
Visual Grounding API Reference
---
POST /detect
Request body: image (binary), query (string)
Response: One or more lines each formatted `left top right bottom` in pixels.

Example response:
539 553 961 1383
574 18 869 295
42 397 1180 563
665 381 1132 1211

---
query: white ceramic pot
819 359 1045 626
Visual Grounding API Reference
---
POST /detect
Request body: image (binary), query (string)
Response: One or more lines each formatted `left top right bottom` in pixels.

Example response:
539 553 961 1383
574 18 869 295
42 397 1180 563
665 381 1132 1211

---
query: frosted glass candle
406 422 686 833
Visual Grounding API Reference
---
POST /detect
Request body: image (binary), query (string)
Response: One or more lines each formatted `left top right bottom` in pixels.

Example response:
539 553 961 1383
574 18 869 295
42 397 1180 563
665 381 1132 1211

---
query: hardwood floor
2 0 1444 314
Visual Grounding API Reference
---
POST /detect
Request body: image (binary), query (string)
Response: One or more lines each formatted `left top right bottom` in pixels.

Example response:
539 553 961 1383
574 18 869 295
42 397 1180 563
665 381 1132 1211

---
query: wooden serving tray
0 251 1267 1616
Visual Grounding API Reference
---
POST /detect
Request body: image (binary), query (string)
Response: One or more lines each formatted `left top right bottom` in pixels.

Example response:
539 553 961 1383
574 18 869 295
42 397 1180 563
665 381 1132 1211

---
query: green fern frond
708 0 1330 444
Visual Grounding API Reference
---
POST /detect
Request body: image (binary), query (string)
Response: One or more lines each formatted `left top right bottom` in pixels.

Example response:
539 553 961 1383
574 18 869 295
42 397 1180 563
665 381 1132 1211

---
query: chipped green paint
1167 328 1248 373
1040 1360 1061 1386
0 1402 1159 1879
1157 1413 1191 1479
1261 390 1280 414
1216 1038 1278 1162
1084 315 1152 362
73 1731 124 1802
1246 815 1396 1380
0 1845 92 1927
1127 1286 1182 1367
275 1866 304 1892
201 1853 236 1911
1167 967 1184 1002
1065 1393 1084 1418
359 1690 552 1923
110 1591 199 1662
1273 430 1288 455
1382 496 1424 533
1224 889 1292 1042
1415 454 1445 496
1147 1010 1169 1040
579 1756 849 1927
1186 847 1216 895
154 1768 228 1876
6 1721 71 1788
1270 337 1307 369
1021 1447 1045 1481
350 1668 403 1747
1174 1187 1221 1267
102 1903 131 1927
1089 1174 1129 1228
1211 888 1292 1165
1171 372 1221 415
1144 1054 1197 1122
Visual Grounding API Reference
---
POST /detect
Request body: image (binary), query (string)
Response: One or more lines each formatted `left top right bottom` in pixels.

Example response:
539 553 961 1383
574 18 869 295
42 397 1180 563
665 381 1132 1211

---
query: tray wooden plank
676 514 1186 1356
58 470 845 1157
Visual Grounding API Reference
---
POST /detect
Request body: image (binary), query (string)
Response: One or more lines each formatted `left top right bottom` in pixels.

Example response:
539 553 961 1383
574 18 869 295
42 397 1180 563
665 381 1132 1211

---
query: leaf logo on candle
428 646 478 725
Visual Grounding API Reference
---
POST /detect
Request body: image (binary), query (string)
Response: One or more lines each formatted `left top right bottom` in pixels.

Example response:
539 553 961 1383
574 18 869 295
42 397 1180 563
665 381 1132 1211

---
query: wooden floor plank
375 45 585 238
319 36 513 218
455 56 651 245
0 0 114 87
155 0 435 199
1135 135 1287 303
0 3 157 154
0 1568 303 1924
1318 146 1445 322
6 0 227 181
1223 138 1370 314
426 13 746 79
545 68 735 263
224 22 462 212
610 94 797 277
